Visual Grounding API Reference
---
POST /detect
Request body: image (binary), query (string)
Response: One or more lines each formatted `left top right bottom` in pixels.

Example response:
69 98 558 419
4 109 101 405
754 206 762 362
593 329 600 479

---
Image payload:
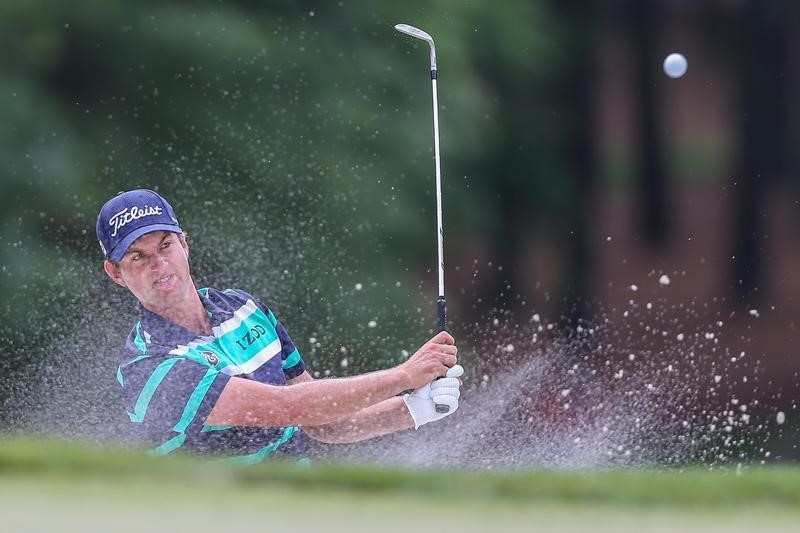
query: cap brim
107 224 183 262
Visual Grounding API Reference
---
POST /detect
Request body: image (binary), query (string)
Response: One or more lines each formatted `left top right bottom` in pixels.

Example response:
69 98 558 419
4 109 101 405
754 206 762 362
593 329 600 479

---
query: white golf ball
663 53 687 78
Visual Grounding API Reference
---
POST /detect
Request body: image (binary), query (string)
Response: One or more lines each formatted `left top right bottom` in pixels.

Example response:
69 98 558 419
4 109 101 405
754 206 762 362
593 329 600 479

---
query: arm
207 367 409 428
288 371 415 443
290 362 465 443
206 331 457 429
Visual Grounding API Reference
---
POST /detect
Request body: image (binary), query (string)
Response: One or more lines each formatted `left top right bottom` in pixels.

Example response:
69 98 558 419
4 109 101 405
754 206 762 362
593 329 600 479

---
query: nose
149 251 168 270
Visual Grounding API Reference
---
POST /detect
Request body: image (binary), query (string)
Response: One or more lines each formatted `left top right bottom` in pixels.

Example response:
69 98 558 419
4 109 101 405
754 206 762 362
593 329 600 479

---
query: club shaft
432 73 449 414
431 74 446 325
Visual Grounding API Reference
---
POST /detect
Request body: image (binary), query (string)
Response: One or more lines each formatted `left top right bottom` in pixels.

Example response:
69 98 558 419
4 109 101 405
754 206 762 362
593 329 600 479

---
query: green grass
2 436 799 532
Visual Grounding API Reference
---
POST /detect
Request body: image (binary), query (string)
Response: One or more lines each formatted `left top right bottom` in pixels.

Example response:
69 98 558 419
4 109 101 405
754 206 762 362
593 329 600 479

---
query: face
103 231 195 313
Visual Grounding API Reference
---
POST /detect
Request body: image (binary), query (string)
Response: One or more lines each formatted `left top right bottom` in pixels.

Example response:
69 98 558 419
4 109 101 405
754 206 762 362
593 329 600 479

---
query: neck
144 286 212 335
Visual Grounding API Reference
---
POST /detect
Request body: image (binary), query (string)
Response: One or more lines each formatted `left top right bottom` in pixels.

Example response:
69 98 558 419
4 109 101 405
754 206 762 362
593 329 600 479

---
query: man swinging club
97 189 463 463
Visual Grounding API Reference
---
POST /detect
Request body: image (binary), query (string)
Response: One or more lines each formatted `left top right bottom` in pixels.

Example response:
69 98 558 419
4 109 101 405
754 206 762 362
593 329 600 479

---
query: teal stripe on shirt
129 358 182 423
202 425 233 432
219 426 298 465
282 348 301 370
133 322 148 354
149 369 223 456
119 354 150 386
172 368 220 434
150 433 187 456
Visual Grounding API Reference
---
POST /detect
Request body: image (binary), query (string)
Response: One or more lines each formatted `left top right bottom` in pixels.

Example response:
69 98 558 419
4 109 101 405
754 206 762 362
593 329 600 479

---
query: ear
103 259 127 287
179 233 189 257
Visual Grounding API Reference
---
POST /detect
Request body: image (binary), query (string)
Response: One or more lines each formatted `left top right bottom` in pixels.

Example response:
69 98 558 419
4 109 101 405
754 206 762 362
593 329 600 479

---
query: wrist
391 365 413 392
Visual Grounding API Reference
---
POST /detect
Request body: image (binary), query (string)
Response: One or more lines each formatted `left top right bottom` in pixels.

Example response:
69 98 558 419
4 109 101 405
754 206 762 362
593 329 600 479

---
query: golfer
97 189 463 463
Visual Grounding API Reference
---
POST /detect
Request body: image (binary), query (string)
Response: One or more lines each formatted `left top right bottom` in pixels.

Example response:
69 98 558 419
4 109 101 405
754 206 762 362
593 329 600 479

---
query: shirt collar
137 290 233 345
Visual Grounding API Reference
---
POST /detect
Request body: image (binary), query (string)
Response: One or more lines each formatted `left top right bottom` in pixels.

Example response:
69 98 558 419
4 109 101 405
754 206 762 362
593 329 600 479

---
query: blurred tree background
1 0 798 459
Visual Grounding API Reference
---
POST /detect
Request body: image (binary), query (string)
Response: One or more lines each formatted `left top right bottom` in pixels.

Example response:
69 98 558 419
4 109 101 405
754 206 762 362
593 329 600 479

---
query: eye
131 253 142 262
161 240 171 249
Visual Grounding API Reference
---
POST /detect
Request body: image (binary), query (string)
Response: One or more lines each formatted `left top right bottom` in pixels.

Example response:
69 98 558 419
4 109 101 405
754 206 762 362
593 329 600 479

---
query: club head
394 24 434 45
394 23 437 71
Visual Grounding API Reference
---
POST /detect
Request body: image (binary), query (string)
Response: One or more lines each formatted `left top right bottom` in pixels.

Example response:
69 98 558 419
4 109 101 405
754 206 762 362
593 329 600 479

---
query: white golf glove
403 364 464 429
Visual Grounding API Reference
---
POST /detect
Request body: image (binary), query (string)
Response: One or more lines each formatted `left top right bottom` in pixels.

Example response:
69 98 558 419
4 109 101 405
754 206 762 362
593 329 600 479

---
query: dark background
1 0 798 461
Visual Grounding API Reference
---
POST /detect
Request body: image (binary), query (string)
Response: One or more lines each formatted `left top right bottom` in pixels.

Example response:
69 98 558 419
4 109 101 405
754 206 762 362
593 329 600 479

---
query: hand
403 364 464 429
399 331 458 390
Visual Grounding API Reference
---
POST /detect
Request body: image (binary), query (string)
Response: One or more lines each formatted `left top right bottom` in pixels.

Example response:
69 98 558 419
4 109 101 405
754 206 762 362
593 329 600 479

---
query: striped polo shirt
116 287 308 463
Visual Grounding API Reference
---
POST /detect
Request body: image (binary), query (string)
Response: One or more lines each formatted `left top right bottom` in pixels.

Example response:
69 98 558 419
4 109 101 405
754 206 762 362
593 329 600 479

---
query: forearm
302 396 414 443
289 369 411 425
208 330 457 429
207 368 411 428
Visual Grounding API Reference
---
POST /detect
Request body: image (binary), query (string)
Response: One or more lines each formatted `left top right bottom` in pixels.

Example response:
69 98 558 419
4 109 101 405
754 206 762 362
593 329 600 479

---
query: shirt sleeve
275 320 306 380
236 290 307 380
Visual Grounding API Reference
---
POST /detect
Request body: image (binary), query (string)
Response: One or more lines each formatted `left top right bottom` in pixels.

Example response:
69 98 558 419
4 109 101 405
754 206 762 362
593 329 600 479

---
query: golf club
394 23 449 413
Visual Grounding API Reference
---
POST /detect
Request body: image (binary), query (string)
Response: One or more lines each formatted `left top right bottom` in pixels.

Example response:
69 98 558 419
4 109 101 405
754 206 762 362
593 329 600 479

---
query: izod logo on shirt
235 324 267 351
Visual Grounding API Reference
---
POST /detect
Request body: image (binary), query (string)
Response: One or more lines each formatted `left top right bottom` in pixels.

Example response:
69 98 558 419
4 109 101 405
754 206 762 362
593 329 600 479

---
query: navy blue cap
96 189 182 262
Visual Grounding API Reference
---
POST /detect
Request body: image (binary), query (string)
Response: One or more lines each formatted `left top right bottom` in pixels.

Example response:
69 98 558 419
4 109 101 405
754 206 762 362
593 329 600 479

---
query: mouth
153 274 176 288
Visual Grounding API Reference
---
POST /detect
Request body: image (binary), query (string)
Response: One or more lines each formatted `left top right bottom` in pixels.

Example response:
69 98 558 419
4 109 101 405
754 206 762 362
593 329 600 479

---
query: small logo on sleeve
200 350 220 366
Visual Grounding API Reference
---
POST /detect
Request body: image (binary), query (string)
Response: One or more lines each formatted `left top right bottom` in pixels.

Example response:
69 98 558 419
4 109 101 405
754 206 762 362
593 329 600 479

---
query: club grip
437 296 447 332
434 295 450 413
